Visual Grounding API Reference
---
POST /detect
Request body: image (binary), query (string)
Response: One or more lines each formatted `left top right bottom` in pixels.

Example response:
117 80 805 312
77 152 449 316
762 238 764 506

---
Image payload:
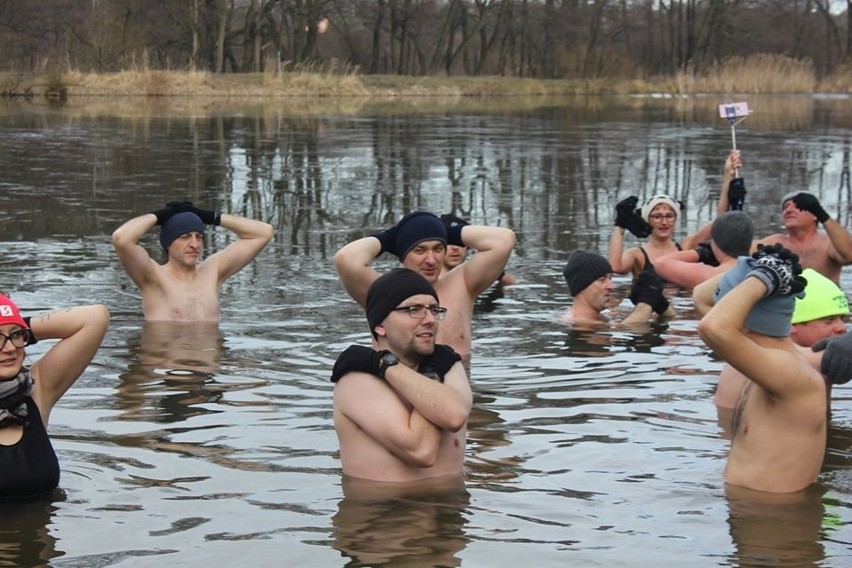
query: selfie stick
721 103 752 177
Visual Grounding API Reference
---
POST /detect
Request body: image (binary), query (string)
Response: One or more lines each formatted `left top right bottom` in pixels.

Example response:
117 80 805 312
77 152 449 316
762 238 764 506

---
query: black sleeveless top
0 398 60 500
638 244 682 285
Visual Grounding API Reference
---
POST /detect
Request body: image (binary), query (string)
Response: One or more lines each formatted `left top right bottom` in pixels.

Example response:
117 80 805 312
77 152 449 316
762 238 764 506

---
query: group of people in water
2 149 852 501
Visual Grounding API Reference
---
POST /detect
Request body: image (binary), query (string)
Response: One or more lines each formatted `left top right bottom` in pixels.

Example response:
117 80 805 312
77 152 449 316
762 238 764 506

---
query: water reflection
332 476 470 567
115 322 226 423
725 484 827 566
0 493 64 567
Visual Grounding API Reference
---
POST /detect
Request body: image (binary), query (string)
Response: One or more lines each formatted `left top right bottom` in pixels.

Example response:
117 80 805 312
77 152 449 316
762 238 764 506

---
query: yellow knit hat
792 269 849 324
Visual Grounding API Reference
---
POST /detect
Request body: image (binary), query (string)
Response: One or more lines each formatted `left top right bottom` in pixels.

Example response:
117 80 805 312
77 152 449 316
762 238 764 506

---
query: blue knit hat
160 211 206 250
714 256 796 337
394 211 447 260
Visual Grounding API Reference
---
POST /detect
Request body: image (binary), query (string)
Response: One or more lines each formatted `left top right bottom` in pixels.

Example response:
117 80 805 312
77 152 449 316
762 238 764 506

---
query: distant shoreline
2 55 850 100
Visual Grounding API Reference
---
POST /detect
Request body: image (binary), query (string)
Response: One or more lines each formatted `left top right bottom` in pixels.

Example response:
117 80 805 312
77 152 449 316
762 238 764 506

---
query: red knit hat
0 295 28 329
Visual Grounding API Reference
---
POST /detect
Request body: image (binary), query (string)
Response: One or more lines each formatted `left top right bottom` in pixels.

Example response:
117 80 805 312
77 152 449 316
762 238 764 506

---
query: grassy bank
1 54 850 99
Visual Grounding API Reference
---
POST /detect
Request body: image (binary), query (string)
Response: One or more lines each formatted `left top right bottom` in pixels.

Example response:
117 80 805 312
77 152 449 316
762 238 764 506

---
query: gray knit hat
563 251 613 296
711 211 754 258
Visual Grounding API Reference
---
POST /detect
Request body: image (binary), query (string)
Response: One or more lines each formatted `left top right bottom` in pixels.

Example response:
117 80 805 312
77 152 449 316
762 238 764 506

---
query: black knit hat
394 211 447 260
711 211 754 258
366 268 439 337
562 251 613 296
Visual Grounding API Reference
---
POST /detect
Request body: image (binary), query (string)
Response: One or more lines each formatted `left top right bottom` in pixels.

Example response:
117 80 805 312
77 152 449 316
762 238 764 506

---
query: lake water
1 94 851 567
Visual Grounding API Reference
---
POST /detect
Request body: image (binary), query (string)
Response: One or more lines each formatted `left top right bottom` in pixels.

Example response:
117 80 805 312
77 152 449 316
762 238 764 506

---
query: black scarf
0 367 34 427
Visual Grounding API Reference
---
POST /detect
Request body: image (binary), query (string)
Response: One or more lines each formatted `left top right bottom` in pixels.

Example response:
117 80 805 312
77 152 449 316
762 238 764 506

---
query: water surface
1 94 850 567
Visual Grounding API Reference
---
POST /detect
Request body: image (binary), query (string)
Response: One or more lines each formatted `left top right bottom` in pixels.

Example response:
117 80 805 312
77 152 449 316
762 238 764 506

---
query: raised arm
456 225 516 297
698 277 806 398
333 236 383 307
717 149 741 214
30 304 110 421
206 214 273 282
608 227 636 275
112 213 161 288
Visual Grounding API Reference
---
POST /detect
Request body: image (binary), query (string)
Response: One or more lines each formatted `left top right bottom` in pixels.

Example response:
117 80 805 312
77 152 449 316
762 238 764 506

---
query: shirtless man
698 267 849 412
753 189 852 283
561 250 670 326
334 210 515 360
330 268 472 484
697 244 827 493
112 201 273 322
655 211 754 290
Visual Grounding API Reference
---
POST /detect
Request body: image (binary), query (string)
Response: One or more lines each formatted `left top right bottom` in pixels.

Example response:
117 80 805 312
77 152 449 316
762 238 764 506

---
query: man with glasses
334 210 515 361
329 268 472 484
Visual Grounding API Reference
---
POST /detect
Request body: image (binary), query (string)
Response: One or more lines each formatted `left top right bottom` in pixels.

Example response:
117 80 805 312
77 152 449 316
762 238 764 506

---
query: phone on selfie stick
718 102 752 211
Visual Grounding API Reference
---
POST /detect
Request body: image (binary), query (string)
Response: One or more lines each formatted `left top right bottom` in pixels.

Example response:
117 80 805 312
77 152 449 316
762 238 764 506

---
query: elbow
442 405 469 433
407 446 439 468
88 304 111 333
259 222 274 243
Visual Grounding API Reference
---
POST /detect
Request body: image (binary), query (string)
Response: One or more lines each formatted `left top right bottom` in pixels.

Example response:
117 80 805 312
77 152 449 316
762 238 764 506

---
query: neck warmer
0 368 35 427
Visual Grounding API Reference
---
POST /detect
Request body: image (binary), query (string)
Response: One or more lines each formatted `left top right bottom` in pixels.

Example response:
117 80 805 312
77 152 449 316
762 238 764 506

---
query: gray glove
748 243 806 296
812 333 852 385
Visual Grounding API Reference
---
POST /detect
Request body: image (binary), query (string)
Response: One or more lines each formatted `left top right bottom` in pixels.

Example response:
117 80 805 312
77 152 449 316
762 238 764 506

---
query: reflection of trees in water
0 493 64 568
332 476 470 568
725 483 827 567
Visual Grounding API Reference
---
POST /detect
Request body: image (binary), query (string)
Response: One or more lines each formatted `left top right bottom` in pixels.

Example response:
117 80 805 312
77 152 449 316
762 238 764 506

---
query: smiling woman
0 296 109 500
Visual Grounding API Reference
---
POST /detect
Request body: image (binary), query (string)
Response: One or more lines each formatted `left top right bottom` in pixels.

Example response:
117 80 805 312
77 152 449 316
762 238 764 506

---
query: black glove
791 193 829 224
695 241 719 267
629 271 669 315
151 202 184 225
614 196 638 228
172 201 221 226
728 178 747 211
614 197 652 239
748 243 806 296
330 345 385 383
813 333 852 385
441 213 468 246
373 222 399 256
22 316 38 346
417 344 461 382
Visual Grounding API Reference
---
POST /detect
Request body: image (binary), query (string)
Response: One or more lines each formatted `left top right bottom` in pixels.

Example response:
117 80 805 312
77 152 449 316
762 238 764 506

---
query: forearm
384 364 469 432
333 237 383 306
698 277 766 352
621 303 653 325
111 214 157 249
29 305 109 342
608 227 627 273
823 219 852 264
219 214 273 241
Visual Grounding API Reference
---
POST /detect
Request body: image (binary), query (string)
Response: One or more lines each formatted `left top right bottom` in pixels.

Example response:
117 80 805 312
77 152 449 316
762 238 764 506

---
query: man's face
782 198 817 230
791 315 847 347
376 293 441 361
168 231 204 266
402 240 446 283
579 274 614 313
444 245 468 270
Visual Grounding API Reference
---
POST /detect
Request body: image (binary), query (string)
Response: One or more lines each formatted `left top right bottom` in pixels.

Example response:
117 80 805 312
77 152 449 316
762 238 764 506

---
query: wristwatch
378 351 400 379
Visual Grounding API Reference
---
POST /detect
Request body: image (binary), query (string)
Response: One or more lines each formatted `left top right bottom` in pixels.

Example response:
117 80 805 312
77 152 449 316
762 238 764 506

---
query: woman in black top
0 294 109 499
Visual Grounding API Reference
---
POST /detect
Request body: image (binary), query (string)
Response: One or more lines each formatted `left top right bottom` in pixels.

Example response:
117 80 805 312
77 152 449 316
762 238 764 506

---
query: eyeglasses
391 305 448 320
0 329 31 350
649 213 676 222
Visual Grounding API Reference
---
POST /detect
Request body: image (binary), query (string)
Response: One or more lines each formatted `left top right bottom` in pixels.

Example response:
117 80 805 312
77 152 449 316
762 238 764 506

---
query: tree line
0 0 849 79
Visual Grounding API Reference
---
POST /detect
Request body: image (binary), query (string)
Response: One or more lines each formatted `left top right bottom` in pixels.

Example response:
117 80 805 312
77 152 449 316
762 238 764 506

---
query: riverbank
1 54 850 99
